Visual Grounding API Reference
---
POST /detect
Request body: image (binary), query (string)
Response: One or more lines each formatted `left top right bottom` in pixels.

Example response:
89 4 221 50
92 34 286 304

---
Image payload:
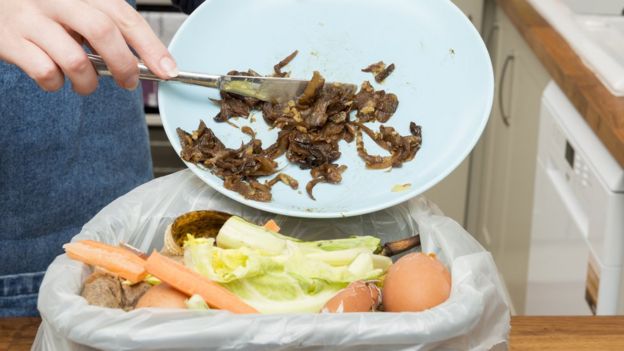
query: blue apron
0 17 152 316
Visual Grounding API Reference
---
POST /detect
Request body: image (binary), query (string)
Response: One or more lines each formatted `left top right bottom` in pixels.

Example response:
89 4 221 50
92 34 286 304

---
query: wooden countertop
510 316 624 350
0 317 40 351
3 316 624 350
496 0 624 168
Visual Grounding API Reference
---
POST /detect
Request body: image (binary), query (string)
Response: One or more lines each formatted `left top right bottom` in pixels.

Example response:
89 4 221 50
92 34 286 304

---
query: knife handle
87 54 220 89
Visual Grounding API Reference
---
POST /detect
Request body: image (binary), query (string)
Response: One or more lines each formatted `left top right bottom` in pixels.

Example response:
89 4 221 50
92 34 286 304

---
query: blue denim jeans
0 272 44 317
0 37 151 316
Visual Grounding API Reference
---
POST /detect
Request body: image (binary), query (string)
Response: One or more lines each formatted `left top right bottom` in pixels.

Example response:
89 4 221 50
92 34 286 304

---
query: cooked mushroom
273 50 299 77
354 81 399 123
177 54 422 202
362 61 395 83
306 164 347 200
266 173 299 190
374 63 395 83
361 61 386 74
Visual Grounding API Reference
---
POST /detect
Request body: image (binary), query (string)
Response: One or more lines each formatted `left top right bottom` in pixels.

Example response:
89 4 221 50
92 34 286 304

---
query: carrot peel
145 251 258 314
263 219 280 233
63 240 147 283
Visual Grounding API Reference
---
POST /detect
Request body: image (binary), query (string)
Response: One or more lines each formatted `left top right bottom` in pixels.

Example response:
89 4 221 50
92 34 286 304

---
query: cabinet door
424 1 484 227
465 0 500 236
475 10 512 257
423 159 470 226
471 3 509 252
474 7 550 314
452 0 485 31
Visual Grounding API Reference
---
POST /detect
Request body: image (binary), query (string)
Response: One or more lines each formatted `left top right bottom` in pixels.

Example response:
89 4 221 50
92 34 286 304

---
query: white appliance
525 81 624 315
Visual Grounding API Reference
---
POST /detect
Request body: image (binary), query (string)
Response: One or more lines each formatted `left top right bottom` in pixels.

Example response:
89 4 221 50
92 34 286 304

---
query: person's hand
0 0 178 95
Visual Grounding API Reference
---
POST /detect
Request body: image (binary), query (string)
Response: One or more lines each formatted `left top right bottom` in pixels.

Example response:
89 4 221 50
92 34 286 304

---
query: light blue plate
158 0 493 218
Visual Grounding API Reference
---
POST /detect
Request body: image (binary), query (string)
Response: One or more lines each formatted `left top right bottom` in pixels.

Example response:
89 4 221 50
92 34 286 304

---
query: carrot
145 251 258 314
63 240 147 283
263 219 280 233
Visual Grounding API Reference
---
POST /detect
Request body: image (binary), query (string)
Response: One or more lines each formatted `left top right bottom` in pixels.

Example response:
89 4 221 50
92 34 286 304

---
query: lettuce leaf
183 216 390 313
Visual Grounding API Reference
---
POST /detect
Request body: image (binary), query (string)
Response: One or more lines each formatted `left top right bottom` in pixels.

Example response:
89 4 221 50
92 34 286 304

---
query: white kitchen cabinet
423 0 484 227
468 6 550 314
423 160 470 226
452 0 485 31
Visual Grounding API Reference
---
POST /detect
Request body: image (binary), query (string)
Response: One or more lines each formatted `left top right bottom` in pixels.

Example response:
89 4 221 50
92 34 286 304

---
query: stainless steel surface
88 53 219 88
87 54 355 103
499 54 515 127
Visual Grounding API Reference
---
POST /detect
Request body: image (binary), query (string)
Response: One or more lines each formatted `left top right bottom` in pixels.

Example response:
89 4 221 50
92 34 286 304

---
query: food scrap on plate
361 60 396 83
176 51 422 202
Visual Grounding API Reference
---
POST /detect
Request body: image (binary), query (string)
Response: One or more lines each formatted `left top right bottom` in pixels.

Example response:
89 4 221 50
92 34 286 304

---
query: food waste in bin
63 210 451 314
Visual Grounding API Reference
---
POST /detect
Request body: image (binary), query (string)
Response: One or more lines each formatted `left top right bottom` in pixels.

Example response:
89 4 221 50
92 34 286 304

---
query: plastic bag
33 170 510 351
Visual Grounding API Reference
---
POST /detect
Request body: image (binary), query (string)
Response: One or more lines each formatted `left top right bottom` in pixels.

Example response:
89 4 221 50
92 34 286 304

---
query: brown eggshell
322 281 381 313
382 253 451 312
135 283 189 309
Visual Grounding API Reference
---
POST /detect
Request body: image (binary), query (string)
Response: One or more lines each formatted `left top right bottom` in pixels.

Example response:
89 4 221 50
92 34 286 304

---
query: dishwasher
525 81 624 315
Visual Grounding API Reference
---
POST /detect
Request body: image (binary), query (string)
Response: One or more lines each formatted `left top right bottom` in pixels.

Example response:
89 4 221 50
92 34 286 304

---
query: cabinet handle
499 54 514 127
485 24 499 49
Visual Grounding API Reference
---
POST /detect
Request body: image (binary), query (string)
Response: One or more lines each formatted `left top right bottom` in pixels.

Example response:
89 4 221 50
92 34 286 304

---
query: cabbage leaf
183 216 391 313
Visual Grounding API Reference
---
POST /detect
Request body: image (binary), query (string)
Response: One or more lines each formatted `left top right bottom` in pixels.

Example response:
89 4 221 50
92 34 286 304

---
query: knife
88 54 355 104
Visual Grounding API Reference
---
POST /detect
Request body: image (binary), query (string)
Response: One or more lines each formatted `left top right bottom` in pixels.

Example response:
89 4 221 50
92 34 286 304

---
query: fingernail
160 56 179 78
124 76 139 90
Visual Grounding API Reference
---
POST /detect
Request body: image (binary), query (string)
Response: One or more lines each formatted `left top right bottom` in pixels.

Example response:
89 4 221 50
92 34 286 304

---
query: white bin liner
33 170 510 350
